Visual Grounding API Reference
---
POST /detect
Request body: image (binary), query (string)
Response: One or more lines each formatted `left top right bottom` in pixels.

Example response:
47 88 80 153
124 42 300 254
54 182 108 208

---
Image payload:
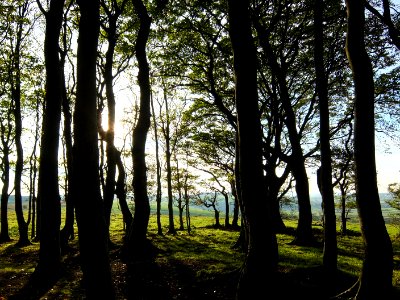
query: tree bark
227 1 278 298
124 0 153 259
0 136 11 243
345 0 393 298
73 0 114 297
12 0 30 247
151 89 163 235
161 87 176 234
35 0 65 278
314 0 337 281
59 0 75 251
101 0 127 239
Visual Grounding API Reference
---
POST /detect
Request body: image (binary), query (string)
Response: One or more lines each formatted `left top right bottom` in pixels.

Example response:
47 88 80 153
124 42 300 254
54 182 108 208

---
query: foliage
388 183 400 211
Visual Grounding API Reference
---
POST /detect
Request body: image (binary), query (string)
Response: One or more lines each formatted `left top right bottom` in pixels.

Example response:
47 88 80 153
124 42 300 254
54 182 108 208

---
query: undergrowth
0 207 399 299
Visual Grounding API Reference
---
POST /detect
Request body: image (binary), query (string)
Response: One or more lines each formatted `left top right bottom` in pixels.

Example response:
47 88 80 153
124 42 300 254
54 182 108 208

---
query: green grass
1 205 400 299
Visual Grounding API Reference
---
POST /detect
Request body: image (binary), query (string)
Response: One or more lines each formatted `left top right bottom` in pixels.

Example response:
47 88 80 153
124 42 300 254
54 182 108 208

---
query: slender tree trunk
151 90 163 235
115 151 133 231
223 192 230 227
59 68 75 250
124 0 153 260
184 174 191 235
267 171 287 233
175 158 185 231
214 205 220 228
59 0 75 252
12 2 30 247
73 0 114 297
314 0 337 282
35 0 65 278
0 104 12 243
28 95 40 240
340 185 347 235
102 7 119 240
344 0 393 298
162 88 176 234
227 1 278 298
0 147 11 243
229 179 240 229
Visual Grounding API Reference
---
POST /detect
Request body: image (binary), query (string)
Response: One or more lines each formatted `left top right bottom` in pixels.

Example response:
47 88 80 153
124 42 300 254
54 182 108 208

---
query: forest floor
1 214 400 299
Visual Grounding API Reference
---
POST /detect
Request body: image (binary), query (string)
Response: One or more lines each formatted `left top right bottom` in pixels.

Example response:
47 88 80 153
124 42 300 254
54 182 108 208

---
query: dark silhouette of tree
227 0 278 298
313 0 337 283
332 118 354 236
98 0 129 242
34 0 65 279
27 93 41 240
252 4 315 245
0 95 13 243
123 0 153 258
195 192 221 228
365 0 400 50
340 0 393 298
158 85 176 235
59 0 75 252
11 0 32 247
151 89 163 235
72 0 115 297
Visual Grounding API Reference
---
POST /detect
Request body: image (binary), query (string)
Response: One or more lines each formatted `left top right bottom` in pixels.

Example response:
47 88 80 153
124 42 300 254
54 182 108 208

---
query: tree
252 1 316 245
98 0 130 242
313 0 337 282
195 192 221 228
123 0 153 258
72 0 114 297
227 0 278 298
59 0 75 251
0 89 13 243
341 0 393 298
158 85 176 234
150 87 163 235
9 0 33 247
34 0 65 279
331 118 355 236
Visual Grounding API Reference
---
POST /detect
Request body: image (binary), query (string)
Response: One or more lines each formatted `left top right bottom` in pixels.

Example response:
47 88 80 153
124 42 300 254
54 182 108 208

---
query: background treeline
0 0 400 299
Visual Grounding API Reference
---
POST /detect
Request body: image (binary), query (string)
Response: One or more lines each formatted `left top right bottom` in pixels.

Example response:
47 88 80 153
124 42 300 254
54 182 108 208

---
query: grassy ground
0 207 399 299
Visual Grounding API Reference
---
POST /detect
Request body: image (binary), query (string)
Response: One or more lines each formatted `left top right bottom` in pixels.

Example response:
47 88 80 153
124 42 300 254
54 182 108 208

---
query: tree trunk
345 0 393 298
223 192 230 227
175 158 184 231
162 88 176 234
35 0 65 278
28 95 40 240
73 0 114 297
314 0 337 282
227 1 279 298
12 1 30 247
115 151 133 231
267 168 288 233
229 178 240 229
124 0 153 260
184 174 191 235
340 186 347 235
0 146 11 243
151 89 163 235
253 17 315 246
60 68 75 251
59 0 74 252
0 104 13 243
102 4 122 240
